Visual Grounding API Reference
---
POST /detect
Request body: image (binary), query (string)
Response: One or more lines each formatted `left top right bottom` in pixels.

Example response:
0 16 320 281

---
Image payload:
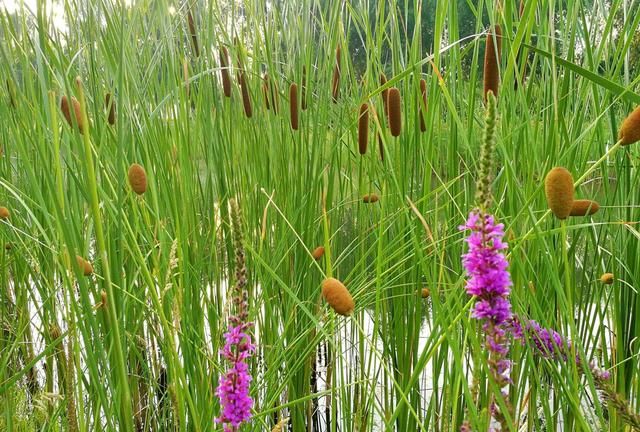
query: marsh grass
1 0 640 431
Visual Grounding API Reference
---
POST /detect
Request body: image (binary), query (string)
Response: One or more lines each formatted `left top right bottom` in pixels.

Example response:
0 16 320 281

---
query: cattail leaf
525 43 640 105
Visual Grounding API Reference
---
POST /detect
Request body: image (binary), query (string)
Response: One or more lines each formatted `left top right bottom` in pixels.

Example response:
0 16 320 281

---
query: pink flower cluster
460 211 513 325
215 322 255 432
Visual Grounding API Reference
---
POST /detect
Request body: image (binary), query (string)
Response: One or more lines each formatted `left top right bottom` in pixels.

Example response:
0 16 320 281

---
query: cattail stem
574 140 623 187
380 73 389 121
332 46 341 103
419 78 427 132
302 66 308 110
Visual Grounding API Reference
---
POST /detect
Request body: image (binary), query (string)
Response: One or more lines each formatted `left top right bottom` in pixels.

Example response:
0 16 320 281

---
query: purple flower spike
216 199 255 432
215 323 255 431
460 210 514 429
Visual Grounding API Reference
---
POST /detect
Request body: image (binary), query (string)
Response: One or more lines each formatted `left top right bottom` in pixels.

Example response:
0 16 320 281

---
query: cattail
387 87 402 137
187 9 200 57
75 255 93 276
289 83 299 130
262 74 279 113
544 167 574 219
262 74 271 110
419 79 427 132
301 66 308 110
60 95 85 134
618 106 640 146
332 46 341 103
0 206 9 220
362 194 379 204
219 47 232 98
358 103 369 155
483 25 502 102
105 93 116 125
270 77 279 114
239 72 252 118
421 288 430 298
321 277 355 316
312 246 325 260
600 273 615 285
128 163 148 195
570 199 600 216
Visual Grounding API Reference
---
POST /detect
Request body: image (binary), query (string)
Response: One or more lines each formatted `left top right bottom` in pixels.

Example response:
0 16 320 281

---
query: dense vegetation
2 0 640 431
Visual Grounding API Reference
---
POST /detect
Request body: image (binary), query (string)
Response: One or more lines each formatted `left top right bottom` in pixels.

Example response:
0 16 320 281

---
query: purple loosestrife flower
510 318 640 429
460 212 512 325
216 323 255 431
510 317 571 359
460 210 514 430
216 199 255 431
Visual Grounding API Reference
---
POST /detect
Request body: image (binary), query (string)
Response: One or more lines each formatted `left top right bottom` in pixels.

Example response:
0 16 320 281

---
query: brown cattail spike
301 66 308 110
600 273 614 284
618 106 640 146
239 72 252 118
421 288 430 298
321 277 354 316
75 255 93 276
332 46 341 103
358 103 369 155
362 194 379 204
60 95 85 134
187 9 200 57
0 206 9 220
544 167 574 219
483 25 502 102
289 83 299 130
105 93 116 125
128 163 148 195
419 79 427 132
219 47 232 98
387 87 402 137
570 199 600 216
312 246 325 260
